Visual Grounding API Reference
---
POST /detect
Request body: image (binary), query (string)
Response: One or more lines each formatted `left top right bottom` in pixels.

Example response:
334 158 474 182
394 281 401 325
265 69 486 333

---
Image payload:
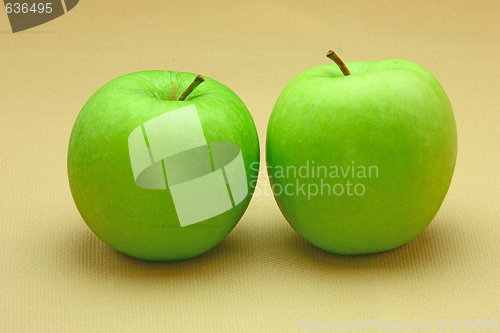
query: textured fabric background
1 1 499 332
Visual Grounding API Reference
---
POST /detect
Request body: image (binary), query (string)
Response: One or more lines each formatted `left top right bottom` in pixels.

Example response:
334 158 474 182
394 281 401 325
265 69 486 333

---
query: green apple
266 51 457 255
68 71 259 261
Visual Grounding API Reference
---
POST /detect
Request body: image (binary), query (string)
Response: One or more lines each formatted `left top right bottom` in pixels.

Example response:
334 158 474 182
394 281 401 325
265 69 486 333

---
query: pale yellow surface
1 1 499 332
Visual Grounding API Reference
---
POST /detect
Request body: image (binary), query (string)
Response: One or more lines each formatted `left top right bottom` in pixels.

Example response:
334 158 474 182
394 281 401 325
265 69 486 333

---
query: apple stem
326 50 351 76
178 75 205 101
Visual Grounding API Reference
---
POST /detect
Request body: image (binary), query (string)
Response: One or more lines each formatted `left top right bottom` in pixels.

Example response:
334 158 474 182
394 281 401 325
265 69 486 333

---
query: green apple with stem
266 51 457 255
68 71 260 261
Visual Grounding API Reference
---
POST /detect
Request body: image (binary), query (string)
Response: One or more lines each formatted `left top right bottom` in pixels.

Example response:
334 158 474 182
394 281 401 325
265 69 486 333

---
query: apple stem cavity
326 50 351 76
178 75 205 101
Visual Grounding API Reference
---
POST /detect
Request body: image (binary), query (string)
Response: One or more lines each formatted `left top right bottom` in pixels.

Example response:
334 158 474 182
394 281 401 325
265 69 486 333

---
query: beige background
1 1 499 332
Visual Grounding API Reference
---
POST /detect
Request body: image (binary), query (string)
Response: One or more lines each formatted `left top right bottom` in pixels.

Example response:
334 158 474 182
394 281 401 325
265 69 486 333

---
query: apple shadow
59 207 468 286
278 213 466 273
60 216 251 283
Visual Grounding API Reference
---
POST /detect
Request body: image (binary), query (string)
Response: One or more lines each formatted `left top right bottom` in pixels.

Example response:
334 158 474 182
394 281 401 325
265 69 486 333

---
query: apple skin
266 60 457 255
68 71 259 261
